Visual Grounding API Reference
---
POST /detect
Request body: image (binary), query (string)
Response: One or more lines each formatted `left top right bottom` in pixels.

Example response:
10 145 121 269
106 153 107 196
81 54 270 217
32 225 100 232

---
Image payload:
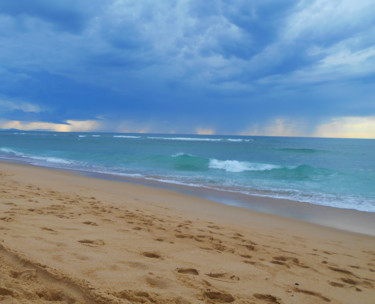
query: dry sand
0 162 374 303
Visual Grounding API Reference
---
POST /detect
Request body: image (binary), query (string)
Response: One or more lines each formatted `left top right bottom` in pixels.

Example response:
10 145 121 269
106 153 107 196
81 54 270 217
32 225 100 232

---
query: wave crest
209 159 281 173
147 136 254 142
172 152 194 157
0 147 72 165
113 135 141 139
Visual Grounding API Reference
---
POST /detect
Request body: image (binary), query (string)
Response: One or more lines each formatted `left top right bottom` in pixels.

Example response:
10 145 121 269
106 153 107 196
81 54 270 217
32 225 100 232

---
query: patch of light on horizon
314 116 375 139
242 118 306 137
241 116 375 139
196 127 215 135
0 120 100 132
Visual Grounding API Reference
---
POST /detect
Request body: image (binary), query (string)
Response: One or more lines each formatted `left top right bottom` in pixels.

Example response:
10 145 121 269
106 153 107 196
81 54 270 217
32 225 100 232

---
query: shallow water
1 131 374 212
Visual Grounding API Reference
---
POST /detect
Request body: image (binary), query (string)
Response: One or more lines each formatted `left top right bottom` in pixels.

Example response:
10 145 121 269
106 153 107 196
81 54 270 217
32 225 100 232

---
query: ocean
1 131 374 213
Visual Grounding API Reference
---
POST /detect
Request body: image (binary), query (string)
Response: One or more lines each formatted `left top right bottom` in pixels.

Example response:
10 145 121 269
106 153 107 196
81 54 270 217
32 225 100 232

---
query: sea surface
1 131 374 213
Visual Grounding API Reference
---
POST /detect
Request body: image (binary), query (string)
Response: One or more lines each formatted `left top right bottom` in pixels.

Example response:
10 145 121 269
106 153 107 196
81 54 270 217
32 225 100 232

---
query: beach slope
0 162 374 303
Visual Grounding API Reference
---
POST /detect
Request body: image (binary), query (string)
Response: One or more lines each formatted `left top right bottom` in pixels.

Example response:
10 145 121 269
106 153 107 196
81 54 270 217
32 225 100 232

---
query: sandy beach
0 161 374 304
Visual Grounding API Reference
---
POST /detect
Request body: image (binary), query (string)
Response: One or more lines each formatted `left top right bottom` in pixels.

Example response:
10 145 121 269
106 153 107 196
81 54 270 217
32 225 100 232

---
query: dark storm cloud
0 0 375 134
0 0 96 33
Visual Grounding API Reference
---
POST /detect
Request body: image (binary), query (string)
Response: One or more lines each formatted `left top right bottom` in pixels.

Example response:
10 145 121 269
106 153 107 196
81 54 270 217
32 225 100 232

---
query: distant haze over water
1 131 374 213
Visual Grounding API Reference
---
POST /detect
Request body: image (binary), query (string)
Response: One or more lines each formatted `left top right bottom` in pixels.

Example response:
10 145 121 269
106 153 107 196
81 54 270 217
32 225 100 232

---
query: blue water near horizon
1 131 374 213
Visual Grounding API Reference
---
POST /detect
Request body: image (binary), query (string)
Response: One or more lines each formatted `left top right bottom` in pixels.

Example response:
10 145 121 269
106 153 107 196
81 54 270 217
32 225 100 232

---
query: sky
0 0 375 138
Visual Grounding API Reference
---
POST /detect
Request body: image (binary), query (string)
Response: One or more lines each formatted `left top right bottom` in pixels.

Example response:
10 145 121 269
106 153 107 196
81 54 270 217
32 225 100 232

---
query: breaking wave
0 147 73 165
209 159 282 173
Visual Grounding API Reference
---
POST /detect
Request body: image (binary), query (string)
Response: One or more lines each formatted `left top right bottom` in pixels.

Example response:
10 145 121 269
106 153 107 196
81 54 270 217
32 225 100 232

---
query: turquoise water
1 131 374 212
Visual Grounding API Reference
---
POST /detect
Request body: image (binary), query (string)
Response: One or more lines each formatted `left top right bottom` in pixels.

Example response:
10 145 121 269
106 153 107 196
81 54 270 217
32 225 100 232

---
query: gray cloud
0 0 374 134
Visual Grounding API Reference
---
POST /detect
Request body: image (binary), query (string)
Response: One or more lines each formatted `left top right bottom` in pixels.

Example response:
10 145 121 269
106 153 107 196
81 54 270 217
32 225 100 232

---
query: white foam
113 135 141 139
29 156 72 164
172 152 194 157
147 136 220 141
144 176 204 188
226 139 242 142
78 135 86 138
99 171 375 213
209 159 281 173
93 170 143 178
226 138 254 142
0 147 25 157
0 147 14 153
147 136 254 142
92 135 101 137
0 147 72 165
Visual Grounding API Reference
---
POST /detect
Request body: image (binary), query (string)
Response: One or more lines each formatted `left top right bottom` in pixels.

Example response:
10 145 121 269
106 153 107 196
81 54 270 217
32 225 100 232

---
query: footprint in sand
329 281 345 287
114 290 156 302
293 288 331 302
36 289 74 302
328 266 354 276
10 269 37 280
243 260 256 265
206 272 239 281
78 239 105 246
341 278 358 285
41 227 56 232
207 225 221 230
0 287 14 296
177 268 199 275
271 256 309 269
243 244 256 251
0 217 13 222
82 221 98 226
4 202 16 206
142 252 162 259
253 293 281 304
349 265 360 269
145 275 169 289
203 291 235 303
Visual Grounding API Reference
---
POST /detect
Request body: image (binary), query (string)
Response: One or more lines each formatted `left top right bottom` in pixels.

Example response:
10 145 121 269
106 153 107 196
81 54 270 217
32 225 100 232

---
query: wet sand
0 161 374 303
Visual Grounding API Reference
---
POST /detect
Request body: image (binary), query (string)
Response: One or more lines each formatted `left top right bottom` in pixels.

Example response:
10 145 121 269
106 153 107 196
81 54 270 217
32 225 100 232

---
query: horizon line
1 129 374 140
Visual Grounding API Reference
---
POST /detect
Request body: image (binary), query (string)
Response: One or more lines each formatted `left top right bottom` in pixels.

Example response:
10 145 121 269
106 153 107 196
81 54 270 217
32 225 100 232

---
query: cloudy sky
0 0 375 138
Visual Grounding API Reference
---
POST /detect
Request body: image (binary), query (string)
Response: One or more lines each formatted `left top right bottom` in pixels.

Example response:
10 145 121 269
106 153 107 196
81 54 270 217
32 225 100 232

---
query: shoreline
81 170 375 236
0 161 374 303
2 159 375 236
